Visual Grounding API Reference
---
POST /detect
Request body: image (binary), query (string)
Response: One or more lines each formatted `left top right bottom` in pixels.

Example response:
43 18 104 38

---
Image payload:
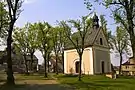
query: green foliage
59 14 93 81
94 0 135 59
26 23 39 54
36 22 53 53
36 22 53 77
60 15 93 53
111 26 129 53
51 27 63 53
84 0 92 10
99 15 112 48
0 1 9 41
100 15 107 31
13 23 39 55
13 27 28 54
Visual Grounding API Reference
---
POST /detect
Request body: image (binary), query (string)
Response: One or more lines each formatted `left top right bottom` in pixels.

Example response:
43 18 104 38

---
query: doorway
75 61 80 73
101 61 105 74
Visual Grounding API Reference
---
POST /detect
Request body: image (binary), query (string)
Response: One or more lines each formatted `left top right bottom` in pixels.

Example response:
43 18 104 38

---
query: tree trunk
127 10 135 61
6 29 15 85
131 38 135 60
24 54 29 75
47 52 50 73
56 54 58 75
44 52 47 77
30 52 34 72
119 53 123 75
78 54 82 81
62 51 64 74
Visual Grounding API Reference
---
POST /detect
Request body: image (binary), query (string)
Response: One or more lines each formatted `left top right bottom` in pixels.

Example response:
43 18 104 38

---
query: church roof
64 27 101 50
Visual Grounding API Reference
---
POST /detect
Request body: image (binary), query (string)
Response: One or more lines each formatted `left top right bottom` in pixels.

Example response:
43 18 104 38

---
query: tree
13 27 29 74
93 0 135 60
111 26 129 74
6 0 23 85
0 1 8 44
37 22 52 77
59 15 92 81
51 27 61 75
99 15 112 48
26 23 38 72
58 27 67 74
100 15 107 37
51 26 67 74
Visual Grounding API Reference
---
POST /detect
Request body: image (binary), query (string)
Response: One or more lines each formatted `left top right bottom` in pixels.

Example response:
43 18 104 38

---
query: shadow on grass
95 80 134 84
63 80 125 90
0 83 74 90
0 80 6 82
14 74 55 81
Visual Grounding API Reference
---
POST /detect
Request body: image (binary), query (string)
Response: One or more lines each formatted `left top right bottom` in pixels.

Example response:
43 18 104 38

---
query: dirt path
0 80 74 90
16 80 58 84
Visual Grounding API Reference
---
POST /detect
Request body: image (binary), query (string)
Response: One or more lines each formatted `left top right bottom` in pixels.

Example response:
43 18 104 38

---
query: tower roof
93 13 99 21
92 12 99 28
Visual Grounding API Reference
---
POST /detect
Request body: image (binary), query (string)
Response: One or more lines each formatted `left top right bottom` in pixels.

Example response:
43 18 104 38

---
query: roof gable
93 28 109 48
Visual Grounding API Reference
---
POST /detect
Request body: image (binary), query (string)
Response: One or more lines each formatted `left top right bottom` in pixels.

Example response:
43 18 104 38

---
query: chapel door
101 61 105 74
75 61 80 73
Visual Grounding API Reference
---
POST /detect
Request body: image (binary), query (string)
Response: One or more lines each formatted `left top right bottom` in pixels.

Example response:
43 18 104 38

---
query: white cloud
24 0 37 4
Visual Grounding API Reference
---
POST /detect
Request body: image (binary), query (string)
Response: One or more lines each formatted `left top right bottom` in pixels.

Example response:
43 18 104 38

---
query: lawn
56 74 135 90
1 73 135 90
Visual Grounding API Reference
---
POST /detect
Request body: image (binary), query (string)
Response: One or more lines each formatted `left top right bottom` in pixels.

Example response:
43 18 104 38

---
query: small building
122 57 135 75
64 14 111 75
0 50 38 73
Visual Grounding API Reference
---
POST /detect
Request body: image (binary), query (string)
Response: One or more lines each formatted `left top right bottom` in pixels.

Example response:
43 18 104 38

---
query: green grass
2 73 135 90
56 74 135 90
14 73 54 80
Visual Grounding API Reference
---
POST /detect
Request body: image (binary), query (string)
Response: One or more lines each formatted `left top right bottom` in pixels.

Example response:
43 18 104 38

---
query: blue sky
14 0 127 66
16 0 116 32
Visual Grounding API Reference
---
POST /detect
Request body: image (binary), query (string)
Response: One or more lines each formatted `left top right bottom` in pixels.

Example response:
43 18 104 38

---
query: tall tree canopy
13 27 29 74
6 0 23 85
110 26 129 74
94 0 135 60
37 22 52 77
26 23 38 71
0 1 8 43
99 15 112 48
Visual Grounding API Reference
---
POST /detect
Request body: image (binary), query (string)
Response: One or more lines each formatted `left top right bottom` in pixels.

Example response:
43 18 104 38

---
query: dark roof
122 61 130 65
122 61 135 65
25 55 38 61
129 57 134 59
64 27 101 50
122 57 135 65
